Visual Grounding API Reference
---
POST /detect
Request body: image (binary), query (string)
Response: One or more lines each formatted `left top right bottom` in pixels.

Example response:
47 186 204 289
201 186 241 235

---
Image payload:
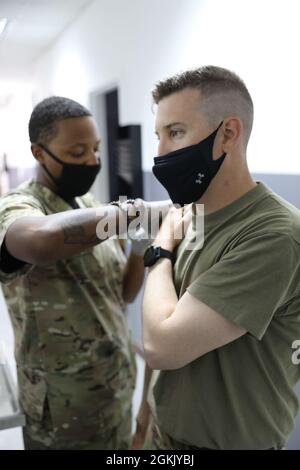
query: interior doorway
105 88 143 201
90 87 143 203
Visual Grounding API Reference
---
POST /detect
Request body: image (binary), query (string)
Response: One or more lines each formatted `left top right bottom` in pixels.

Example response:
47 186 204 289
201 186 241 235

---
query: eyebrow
68 139 101 148
155 122 186 134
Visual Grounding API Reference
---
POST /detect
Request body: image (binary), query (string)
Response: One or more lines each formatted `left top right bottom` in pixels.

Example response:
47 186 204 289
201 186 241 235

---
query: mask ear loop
37 142 63 185
215 121 227 162
216 120 224 131
38 142 65 164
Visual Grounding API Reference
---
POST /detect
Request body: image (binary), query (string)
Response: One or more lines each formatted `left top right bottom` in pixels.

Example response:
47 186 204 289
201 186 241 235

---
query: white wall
31 0 300 176
0 80 34 169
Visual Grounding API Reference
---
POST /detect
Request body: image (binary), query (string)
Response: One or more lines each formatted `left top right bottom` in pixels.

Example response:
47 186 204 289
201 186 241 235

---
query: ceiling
0 0 94 79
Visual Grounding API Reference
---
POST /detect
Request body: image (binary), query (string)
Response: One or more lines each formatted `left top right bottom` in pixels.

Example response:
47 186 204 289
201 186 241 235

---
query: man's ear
31 144 45 163
222 117 242 151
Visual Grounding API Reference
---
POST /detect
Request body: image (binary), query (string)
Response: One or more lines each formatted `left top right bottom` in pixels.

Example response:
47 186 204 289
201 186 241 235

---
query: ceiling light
0 18 8 36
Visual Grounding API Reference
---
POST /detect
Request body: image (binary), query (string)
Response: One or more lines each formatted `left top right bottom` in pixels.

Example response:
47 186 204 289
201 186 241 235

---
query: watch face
143 246 157 267
143 245 173 267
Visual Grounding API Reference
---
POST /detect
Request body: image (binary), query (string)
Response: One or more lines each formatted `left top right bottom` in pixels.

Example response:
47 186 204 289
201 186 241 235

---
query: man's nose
157 140 171 157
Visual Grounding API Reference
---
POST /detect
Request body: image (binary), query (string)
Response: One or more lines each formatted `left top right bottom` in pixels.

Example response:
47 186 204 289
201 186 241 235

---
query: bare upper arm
144 291 246 370
4 215 52 265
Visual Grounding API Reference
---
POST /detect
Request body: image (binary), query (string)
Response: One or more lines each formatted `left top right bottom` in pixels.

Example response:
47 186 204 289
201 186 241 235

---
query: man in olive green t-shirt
134 66 300 450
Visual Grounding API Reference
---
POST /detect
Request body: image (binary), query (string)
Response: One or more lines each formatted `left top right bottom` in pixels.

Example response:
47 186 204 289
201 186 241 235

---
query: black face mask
152 122 226 206
39 143 101 199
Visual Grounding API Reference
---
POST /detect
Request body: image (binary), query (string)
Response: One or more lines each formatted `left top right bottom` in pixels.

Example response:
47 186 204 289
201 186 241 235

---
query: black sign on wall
105 89 143 201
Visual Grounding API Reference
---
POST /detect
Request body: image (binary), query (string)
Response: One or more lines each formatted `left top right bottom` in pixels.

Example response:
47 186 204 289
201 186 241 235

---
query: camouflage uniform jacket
0 180 136 445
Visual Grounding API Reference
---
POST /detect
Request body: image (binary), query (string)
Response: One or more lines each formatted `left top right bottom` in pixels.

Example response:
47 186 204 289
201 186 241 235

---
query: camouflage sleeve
79 191 100 209
0 191 45 283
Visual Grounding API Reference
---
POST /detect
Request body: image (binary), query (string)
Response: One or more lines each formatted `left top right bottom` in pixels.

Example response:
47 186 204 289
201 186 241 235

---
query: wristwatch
143 245 174 267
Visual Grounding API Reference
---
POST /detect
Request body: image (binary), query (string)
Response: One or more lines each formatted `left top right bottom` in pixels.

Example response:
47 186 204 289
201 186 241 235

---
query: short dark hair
28 96 92 144
152 65 254 143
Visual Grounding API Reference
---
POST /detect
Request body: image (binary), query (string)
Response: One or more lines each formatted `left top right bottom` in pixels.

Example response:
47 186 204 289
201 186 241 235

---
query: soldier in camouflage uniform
0 96 146 450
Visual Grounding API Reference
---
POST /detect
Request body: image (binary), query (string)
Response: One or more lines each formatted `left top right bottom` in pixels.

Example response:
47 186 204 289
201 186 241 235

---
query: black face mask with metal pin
152 122 226 206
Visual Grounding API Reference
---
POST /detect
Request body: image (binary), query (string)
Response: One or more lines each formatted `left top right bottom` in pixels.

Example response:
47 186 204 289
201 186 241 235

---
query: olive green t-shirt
149 182 300 450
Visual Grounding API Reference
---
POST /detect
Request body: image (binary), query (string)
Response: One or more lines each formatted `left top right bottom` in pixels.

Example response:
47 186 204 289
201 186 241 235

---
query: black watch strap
143 245 174 267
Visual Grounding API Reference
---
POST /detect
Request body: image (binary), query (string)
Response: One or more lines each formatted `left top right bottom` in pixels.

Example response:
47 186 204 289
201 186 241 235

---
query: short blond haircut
152 65 254 145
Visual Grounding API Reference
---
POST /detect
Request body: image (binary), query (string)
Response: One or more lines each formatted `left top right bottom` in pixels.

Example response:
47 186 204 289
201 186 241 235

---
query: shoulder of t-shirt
224 187 300 256
256 189 300 246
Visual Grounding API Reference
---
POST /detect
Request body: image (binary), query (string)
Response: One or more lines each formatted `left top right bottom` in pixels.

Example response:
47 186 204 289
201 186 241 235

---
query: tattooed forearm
5 207 116 265
63 224 99 245
61 212 100 245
